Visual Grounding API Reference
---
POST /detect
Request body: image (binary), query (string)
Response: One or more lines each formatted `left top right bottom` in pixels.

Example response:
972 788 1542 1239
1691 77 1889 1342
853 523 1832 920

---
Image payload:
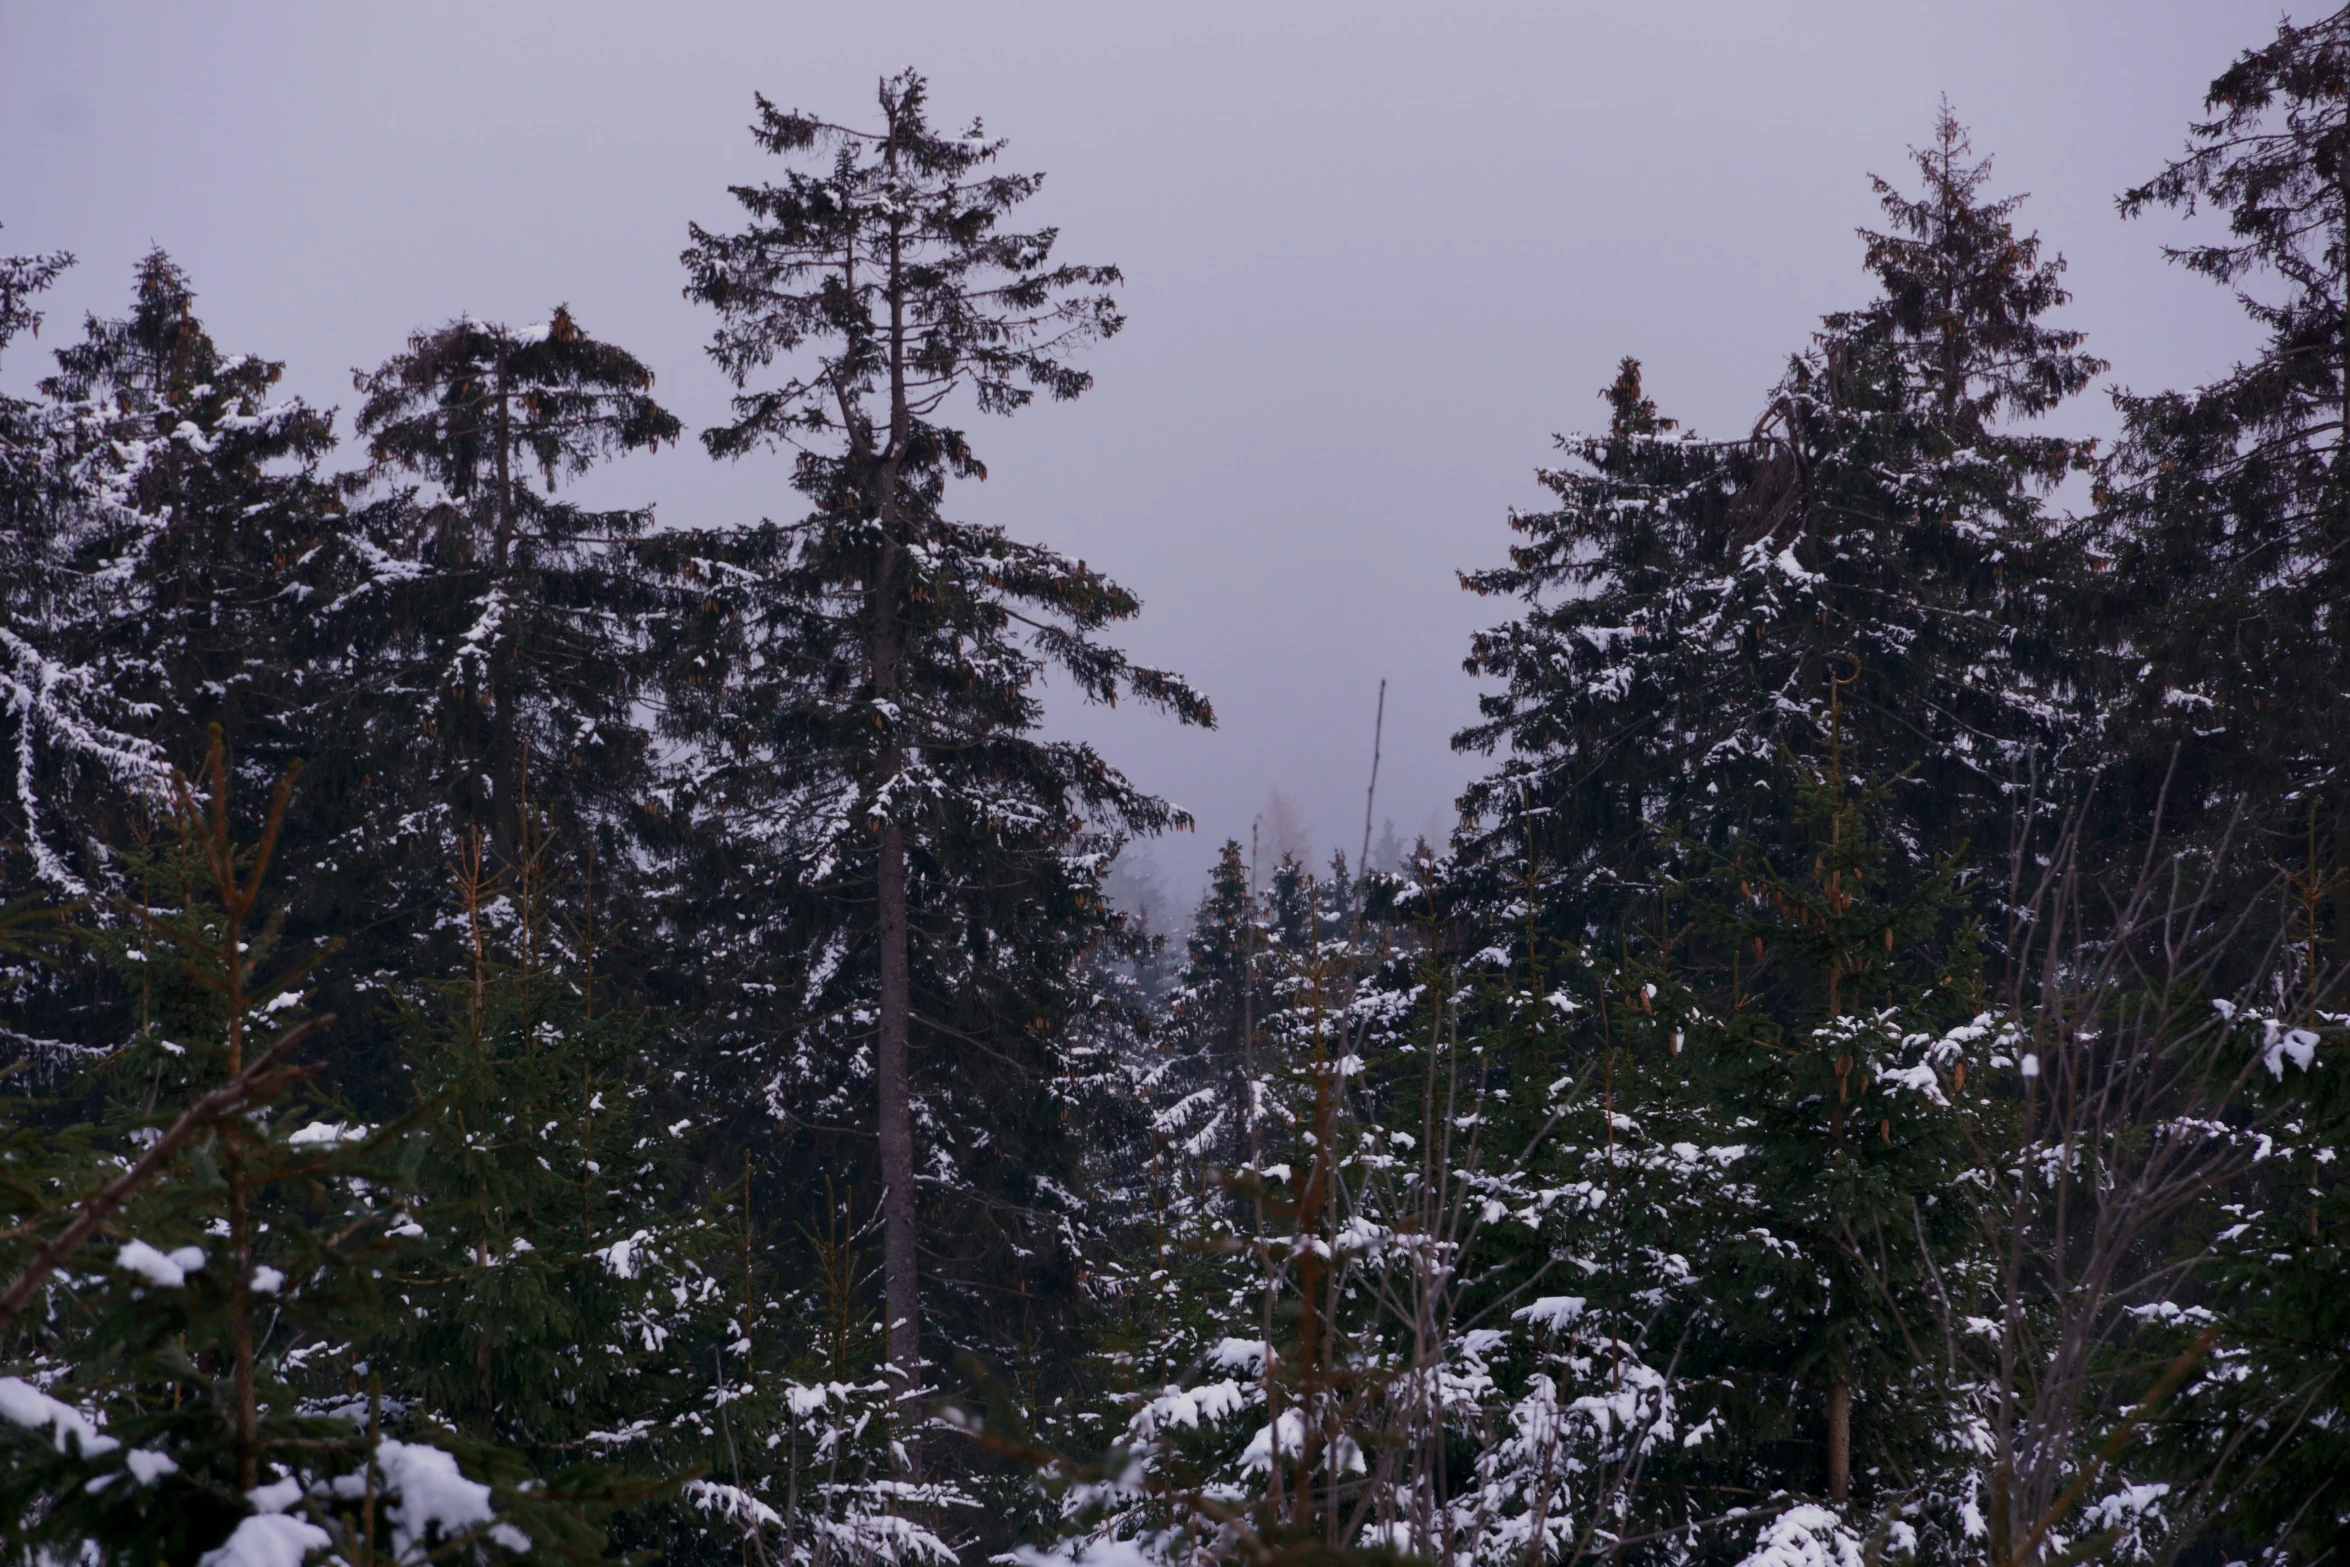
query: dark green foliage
271 304 682 1111
2186 1059 2350 1563
39 251 344 789
1458 109 2100 951
665 69 1210 1441
1656 754 1987 1508
371 824 732 1474
340 303 679 890
0 235 146 928
1171 841 1265 1155
3 250 337 901
2098 7 2350 890
2086 27 2350 1545
0 752 613 1563
2 253 349 1131
13 20 2350 1566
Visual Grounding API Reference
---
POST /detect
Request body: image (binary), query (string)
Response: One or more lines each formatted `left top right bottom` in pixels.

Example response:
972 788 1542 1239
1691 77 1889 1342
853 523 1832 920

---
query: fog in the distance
0 0 2270 905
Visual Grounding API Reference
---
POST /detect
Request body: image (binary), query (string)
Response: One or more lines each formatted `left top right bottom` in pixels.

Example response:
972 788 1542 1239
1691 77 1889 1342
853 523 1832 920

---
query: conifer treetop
2122 7 2350 293
684 68 1125 466
0 231 72 365
353 306 682 503
1851 100 2105 434
42 250 283 423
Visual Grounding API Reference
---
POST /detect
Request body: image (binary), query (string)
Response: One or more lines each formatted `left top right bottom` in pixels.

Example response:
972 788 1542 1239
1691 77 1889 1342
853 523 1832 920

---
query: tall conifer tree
346 307 680 869
3 253 336 1089
2099 13 2350 1554
2101 6 2350 887
12 251 338 888
39 252 343 785
1458 109 2100 945
1 236 168 904
676 71 1211 1428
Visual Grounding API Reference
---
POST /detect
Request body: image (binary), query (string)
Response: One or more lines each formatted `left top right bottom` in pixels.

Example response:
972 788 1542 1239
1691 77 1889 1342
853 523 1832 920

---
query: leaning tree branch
0 1014 331 1334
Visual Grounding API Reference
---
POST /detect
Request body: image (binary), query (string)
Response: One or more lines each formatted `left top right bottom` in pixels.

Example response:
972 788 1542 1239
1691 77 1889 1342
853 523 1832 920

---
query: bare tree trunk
869 469 922 1466
1827 1377 1851 1502
876 813 920 1437
219 824 261 1493
229 1152 258 1490
488 348 522 868
874 124 923 1476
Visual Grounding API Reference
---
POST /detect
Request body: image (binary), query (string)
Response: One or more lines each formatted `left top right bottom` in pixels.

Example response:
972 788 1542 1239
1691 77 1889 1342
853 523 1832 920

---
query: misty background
0 0 2270 919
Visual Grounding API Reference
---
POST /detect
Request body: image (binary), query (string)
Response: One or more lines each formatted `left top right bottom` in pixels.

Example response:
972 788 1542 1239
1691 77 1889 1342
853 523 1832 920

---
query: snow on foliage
0 1377 116 1457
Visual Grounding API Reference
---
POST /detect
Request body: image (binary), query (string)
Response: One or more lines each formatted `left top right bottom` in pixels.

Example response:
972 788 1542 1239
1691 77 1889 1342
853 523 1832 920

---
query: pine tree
1411 698 2003 1547
0 234 68 350
1166 842 1266 1172
4 251 340 1113
2085 32 2350 1545
1668 739 1988 1514
2181 1011 2350 1564
229 305 683 1113
674 70 1212 1432
1065 850 1737 1567
369 820 732 1497
1453 355 1750 941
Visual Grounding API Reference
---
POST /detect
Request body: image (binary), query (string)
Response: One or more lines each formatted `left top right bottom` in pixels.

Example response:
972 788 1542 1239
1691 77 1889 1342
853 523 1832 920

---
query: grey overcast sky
0 0 2280 897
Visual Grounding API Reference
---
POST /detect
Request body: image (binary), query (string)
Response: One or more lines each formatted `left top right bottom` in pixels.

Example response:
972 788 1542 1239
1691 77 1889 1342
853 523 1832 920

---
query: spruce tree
1453 355 1751 941
369 820 731 1495
345 305 680 870
2100 5 2350 899
2 235 168 904
675 70 1212 1431
1458 108 2101 948
4 251 341 1111
38 251 344 796
0 234 67 349
1665 742 1988 1513
0 748 602 1562
2087 36 2350 1545
236 306 684 1111
3 250 333 903
1166 841 1266 1172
